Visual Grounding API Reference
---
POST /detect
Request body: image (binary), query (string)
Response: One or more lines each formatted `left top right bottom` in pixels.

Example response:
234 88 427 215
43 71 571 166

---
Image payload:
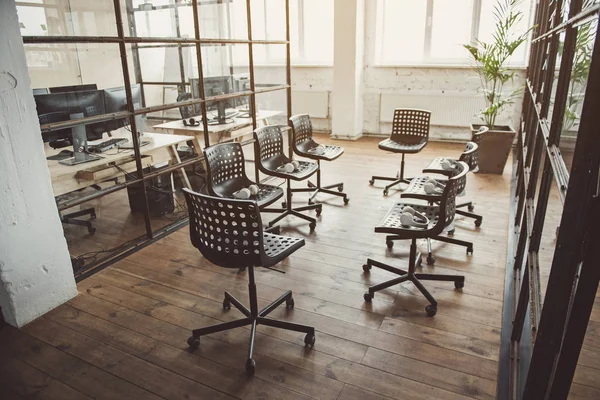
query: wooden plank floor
1 136 597 399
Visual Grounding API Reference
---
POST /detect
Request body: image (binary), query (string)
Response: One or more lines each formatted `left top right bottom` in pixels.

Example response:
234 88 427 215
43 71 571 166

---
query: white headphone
423 178 445 195
400 206 429 228
441 158 455 171
308 144 326 155
277 160 300 173
233 184 259 199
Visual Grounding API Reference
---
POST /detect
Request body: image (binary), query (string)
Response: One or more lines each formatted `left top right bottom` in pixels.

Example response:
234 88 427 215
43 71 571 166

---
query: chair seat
254 184 284 208
423 157 455 176
262 233 305 266
378 138 427 154
265 160 319 181
298 143 344 161
374 202 442 238
401 175 447 201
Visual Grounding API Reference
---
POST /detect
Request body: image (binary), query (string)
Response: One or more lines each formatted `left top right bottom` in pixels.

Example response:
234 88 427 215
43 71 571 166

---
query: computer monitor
103 84 143 132
34 90 106 165
49 84 98 94
190 76 232 124
232 73 250 109
34 90 106 146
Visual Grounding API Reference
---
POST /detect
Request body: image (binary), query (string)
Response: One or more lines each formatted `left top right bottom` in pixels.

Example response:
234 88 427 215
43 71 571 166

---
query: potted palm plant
464 0 534 174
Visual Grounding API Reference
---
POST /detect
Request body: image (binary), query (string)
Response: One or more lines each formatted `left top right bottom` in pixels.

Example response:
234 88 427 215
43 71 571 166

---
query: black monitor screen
34 90 106 142
103 84 142 131
49 84 98 94
190 76 232 113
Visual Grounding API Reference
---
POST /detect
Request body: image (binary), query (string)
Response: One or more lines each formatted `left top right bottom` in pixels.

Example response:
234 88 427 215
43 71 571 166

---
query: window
376 0 535 66
248 0 334 65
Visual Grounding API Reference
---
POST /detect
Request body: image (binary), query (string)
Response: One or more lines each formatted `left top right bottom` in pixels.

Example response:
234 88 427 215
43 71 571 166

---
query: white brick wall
290 65 525 140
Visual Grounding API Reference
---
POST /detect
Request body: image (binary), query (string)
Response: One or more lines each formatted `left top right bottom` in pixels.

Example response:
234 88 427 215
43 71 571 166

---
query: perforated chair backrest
289 114 317 153
254 125 291 172
459 141 479 171
432 161 469 233
183 188 265 269
390 109 431 143
471 125 489 145
204 142 252 197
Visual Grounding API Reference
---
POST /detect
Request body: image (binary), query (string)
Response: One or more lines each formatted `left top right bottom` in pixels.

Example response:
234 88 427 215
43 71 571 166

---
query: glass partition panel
560 19 597 140
17 0 118 37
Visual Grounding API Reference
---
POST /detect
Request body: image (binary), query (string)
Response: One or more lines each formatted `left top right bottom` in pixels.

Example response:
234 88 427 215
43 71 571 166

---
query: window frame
374 0 534 67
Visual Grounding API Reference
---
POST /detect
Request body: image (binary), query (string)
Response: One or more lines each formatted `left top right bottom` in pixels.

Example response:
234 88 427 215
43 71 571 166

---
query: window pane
301 0 334 64
431 0 474 60
479 0 534 65
378 0 427 64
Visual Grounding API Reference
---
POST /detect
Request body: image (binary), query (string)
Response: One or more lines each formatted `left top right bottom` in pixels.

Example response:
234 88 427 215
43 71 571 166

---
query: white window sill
372 63 527 70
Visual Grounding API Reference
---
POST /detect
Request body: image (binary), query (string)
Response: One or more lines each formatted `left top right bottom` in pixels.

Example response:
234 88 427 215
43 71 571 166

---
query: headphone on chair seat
400 206 429 228
183 117 200 127
423 178 445 195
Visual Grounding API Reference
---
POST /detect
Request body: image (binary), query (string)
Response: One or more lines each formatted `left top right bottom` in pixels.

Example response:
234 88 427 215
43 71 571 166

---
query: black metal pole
113 0 153 239
191 0 211 148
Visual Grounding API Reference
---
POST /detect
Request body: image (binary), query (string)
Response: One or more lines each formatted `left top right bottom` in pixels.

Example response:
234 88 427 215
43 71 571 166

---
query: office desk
153 110 282 146
46 132 194 197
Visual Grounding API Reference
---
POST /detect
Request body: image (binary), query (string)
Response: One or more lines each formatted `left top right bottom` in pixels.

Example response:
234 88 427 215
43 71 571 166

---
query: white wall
292 0 527 140
0 0 77 328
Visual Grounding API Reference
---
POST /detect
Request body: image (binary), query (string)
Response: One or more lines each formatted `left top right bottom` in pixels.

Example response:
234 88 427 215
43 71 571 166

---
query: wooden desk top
47 132 193 197
153 110 282 135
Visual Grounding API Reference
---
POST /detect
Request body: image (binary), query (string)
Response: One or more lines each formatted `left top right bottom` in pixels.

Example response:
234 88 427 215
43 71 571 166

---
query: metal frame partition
498 0 600 398
21 0 293 281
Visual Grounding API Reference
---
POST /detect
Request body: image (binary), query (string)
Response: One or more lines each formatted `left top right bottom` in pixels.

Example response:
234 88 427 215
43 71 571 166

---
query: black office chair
204 142 284 233
289 114 349 205
254 125 322 231
183 189 316 375
386 161 474 265
369 108 431 195
423 141 483 227
40 113 97 234
204 142 284 208
362 162 468 316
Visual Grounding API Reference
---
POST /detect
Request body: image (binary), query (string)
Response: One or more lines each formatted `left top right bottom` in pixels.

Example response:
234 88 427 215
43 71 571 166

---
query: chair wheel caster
467 247 473 255
425 305 437 317
308 199 313 205
426 255 436 265
245 358 256 376
309 222 316 231
468 204 475 212
386 240 394 249
223 298 231 310
337 185 344 192
91 211 97 220
282 202 287 208
88 227 96 234
475 219 482 227
383 189 389 196
416 256 423 267
362 263 371 272
187 336 200 350
304 332 316 347
455 280 465 289
364 292 373 302
316 207 322 217
286 297 294 309
369 179 374 185
448 229 455 236
344 197 349 205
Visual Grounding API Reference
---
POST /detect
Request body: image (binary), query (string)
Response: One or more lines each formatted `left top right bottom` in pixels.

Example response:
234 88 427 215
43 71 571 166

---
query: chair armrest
400 192 443 202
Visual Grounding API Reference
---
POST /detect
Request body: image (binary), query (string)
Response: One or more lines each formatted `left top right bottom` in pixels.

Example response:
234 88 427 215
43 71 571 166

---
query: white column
331 0 365 140
0 0 77 328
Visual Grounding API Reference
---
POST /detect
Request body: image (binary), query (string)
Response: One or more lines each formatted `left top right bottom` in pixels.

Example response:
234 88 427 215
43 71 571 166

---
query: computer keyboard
88 138 128 153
